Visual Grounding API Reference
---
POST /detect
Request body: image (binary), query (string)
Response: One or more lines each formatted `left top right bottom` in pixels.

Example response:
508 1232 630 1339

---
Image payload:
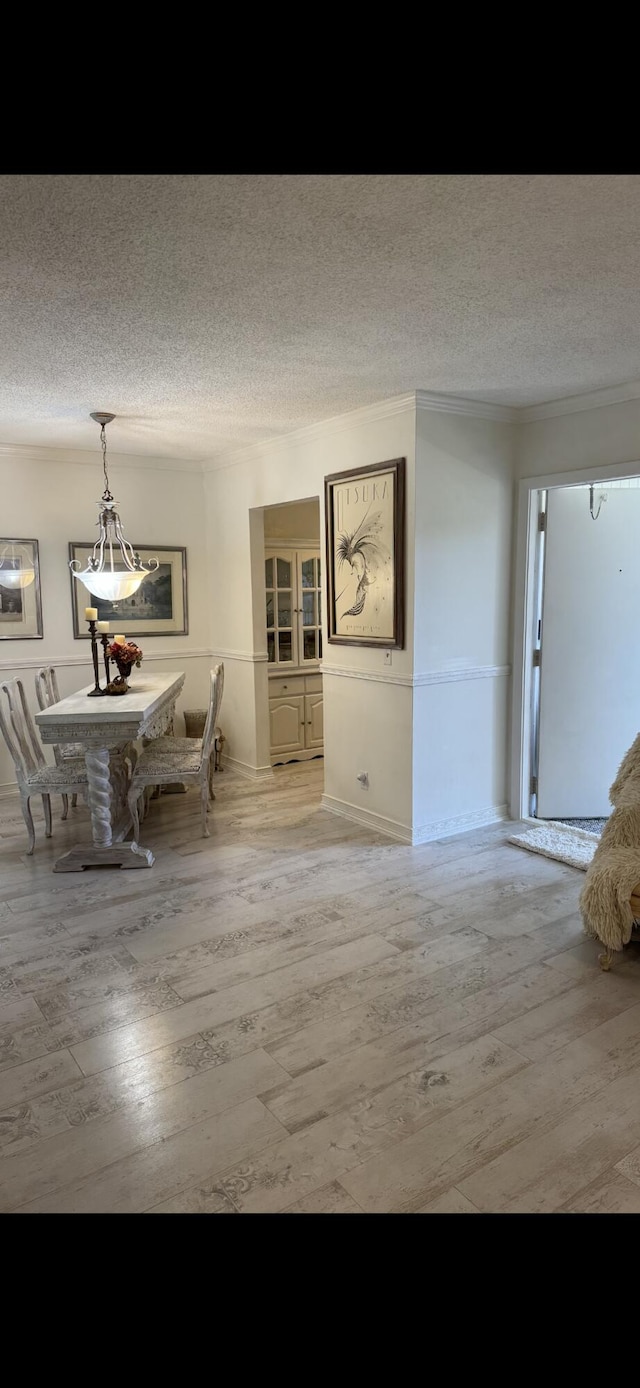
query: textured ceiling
2 174 640 460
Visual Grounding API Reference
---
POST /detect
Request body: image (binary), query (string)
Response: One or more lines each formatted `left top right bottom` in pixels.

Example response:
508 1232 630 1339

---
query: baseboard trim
412 802 509 845
0 781 18 801
221 755 274 781
272 750 324 766
320 793 412 843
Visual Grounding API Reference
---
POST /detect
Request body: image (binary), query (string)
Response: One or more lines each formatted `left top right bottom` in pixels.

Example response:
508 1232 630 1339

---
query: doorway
262 499 324 789
526 478 640 823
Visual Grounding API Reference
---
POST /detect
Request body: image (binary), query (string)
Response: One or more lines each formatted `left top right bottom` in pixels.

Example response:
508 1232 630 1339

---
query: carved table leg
53 742 155 872
86 746 113 847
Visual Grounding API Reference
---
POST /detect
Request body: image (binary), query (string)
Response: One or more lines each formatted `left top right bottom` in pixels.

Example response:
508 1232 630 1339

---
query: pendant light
69 412 159 602
0 542 36 589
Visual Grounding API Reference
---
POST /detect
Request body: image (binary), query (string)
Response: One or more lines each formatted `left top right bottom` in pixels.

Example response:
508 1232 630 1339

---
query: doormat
508 821 601 871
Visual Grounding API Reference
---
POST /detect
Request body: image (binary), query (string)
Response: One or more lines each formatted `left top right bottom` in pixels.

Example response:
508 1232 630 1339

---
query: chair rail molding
320 663 511 688
0 648 213 673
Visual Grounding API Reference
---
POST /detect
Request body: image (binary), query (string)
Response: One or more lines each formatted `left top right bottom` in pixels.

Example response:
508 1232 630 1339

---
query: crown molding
519 378 640 424
0 441 204 474
416 390 517 423
202 393 418 472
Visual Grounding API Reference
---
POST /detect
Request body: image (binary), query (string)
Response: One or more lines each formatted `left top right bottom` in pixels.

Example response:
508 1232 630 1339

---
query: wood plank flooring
1 760 640 1213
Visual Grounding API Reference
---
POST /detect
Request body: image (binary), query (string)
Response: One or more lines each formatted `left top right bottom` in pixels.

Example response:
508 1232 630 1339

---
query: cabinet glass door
265 552 296 664
298 552 322 664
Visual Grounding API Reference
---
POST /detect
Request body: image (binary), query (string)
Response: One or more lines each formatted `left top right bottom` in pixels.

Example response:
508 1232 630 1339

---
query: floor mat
508 821 600 871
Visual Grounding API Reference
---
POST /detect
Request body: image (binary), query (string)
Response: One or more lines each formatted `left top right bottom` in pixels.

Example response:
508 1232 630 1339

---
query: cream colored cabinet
304 692 324 749
269 673 323 764
269 695 306 757
265 544 324 763
265 549 322 669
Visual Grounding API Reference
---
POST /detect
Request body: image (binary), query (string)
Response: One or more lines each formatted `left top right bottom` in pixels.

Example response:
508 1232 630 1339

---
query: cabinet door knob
283 685 288 689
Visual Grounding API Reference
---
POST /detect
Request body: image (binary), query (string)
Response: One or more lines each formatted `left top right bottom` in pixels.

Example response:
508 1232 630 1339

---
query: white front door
537 484 640 818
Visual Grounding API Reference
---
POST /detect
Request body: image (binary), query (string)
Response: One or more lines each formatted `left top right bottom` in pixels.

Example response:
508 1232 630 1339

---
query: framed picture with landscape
69 543 188 639
325 457 405 648
0 538 43 640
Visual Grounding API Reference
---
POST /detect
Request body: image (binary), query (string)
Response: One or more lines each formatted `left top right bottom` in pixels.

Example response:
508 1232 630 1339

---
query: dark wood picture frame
69 543 189 639
0 538 43 640
325 457 405 649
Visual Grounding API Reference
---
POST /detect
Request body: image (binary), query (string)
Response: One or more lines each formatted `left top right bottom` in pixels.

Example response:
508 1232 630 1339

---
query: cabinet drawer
269 675 306 696
304 673 323 693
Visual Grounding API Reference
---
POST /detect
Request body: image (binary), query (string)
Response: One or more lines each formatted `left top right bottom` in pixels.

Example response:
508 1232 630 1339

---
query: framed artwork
325 457 405 648
69 543 188 639
0 538 43 640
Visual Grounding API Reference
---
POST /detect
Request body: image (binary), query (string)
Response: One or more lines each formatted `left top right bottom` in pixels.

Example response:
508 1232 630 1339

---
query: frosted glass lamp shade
0 544 36 589
71 569 147 602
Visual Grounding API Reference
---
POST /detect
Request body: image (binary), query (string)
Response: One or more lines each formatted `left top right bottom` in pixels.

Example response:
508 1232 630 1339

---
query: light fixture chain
101 424 112 499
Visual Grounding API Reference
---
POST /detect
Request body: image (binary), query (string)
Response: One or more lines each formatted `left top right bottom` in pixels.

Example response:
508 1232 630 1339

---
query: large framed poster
325 457 405 648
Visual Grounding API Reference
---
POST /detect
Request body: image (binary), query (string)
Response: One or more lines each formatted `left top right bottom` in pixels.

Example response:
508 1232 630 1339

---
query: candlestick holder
87 620 106 697
100 633 111 690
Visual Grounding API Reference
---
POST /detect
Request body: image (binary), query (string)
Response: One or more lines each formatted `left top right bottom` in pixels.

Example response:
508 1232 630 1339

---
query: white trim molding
212 649 269 663
0 648 213 673
202 393 417 472
413 803 509 846
320 663 510 688
321 793 412 843
416 390 517 423
0 781 18 801
0 441 204 474
413 664 511 687
321 792 509 845
321 664 413 687
221 755 274 781
519 378 640 424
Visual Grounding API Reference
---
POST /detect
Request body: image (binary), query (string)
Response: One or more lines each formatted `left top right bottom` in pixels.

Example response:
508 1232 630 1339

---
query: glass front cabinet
265 547 324 765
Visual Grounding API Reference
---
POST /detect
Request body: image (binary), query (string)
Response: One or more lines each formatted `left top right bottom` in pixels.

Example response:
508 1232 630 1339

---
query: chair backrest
35 666 62 713
35 667 65 766
202 664 224 761
0 677 47 783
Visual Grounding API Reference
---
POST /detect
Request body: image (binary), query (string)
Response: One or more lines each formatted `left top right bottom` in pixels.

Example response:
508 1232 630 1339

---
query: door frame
510 458 640 822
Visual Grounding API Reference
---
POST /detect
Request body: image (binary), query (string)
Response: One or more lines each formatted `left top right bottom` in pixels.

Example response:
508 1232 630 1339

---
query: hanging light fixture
0 541 36 589
69 412 159 602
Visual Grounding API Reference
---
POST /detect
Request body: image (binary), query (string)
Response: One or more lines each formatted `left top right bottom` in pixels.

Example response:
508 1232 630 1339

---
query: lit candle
85 607 98 620
113 635 126 645
96 621 110 633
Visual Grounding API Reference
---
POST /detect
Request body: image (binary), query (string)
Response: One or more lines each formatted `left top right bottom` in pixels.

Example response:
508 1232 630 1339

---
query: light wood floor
1 760 640 1214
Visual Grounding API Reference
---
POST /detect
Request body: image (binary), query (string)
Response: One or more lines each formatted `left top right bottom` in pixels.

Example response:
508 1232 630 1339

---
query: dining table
35 670 185 872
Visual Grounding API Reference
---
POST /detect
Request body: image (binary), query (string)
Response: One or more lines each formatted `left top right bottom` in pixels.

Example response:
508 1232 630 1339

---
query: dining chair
35 666 84 818
127 664 224 840
144 665 225 800
0 677 88 854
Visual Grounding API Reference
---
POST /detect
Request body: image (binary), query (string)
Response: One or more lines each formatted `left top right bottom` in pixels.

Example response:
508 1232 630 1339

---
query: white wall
517 398 640 481
0 447 211 796
412 407 515 839
511 397 640 817
263 499 320 543
204 397 417 835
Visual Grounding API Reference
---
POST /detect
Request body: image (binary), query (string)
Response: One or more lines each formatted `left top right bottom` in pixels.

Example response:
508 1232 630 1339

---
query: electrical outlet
384 650 392 666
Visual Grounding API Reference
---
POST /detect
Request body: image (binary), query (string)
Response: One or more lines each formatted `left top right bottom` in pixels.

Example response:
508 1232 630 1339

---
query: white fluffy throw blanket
580 734 640 953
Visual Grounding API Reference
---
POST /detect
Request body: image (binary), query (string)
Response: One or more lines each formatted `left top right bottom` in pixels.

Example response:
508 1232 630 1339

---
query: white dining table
35 670 185 872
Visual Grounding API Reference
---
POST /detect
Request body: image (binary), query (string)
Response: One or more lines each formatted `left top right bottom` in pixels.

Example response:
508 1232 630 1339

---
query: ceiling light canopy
69 412 159 603
0 541 36 589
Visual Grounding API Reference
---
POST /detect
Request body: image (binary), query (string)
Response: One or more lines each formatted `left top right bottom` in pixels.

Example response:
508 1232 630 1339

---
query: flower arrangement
107 639 144 673
105 638 143 694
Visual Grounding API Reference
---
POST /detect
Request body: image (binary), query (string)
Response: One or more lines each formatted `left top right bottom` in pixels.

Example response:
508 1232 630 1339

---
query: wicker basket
184 710 207 739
